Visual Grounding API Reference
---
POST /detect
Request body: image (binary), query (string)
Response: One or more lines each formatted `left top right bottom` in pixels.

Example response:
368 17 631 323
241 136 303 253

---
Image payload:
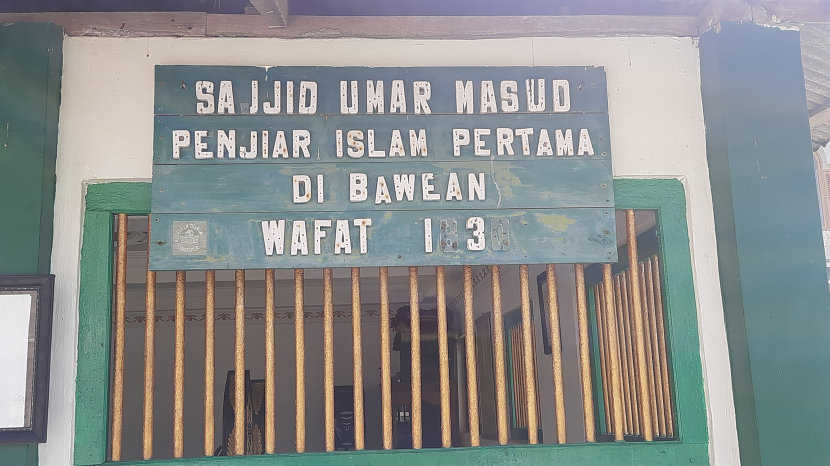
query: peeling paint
535 213 575 231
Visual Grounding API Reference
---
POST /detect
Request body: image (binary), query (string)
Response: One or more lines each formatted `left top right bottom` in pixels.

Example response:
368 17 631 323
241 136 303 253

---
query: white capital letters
525 78 545 112
172 130 190 159
468 173 485 200
375 176 392 204
293 130 311 158
552 80 571 112
393 174 415 201
298 81 317 114
334 220 352 254
350 173 368 202
413 81 432 114
480 81 498 114
239 131 257 159
261 220 285 256
452 129 470 156
340 80 358 114
455 80 473 114
195 130 213 159
293 175 312 203
500 80 518 112
474 129 491 156
313 220 331 255
367 80 384 114
555 129 574 156
354 218 372 254
409 129 427 157
196 81 215 114
290 221 308 256
263 81 281 114
577 128 595 155
496 128 514 156
422 173 440 201
217 80 235 114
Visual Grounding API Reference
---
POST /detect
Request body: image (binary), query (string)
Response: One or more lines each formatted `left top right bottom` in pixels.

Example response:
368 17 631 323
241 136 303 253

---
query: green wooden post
701 21 830 465
0 22 63 466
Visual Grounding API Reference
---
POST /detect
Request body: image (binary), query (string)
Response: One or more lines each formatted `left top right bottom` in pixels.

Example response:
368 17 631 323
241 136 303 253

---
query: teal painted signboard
149 65 616 270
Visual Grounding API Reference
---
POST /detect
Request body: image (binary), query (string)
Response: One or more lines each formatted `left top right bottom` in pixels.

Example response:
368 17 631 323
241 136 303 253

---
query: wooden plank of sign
148 208 617 270
151 159 613 213
152 113 611 164
153 65 608 116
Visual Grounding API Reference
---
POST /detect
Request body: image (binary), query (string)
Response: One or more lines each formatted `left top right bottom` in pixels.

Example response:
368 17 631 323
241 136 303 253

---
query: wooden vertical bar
463 265 480 446
174 270 186 458
294 269 306 453
603 265 625 442
143 217 156 460
436 266 452 448
644 260 667 437
491 266 509 445
614 275 633 435
233 270 245 455
519 265 539 445
204 270 215 456
593 285 612 435
265 269 276 453
545 265 567 444
622 271 642 436
638 262 659 436
323 268 335 452
626 210 653 441
111 214 127 462
409 266 423 449
651 257 675 436
379 267 393 450
351 268 365 450
575 264 596 442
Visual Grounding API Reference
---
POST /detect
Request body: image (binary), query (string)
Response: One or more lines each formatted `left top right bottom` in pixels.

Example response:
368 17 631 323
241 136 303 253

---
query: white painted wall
46 35 738 465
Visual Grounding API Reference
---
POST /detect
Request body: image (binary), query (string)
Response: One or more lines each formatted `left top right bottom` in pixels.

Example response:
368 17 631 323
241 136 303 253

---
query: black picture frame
536 271 553 355
0 274 55 444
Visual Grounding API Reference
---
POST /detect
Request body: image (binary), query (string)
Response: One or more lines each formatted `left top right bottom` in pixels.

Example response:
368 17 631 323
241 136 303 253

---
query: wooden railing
108 209 673 460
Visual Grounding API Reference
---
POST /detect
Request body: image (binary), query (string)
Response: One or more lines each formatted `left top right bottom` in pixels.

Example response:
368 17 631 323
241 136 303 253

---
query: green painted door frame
701 21 830 465
0 22 63 466
73 179 707 465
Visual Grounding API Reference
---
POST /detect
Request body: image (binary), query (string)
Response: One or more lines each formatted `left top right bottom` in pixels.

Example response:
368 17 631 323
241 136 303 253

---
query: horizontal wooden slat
155 65 609 115
153 159 612 213
148 208 617 270
0 13 703 38
153 114 611 164
0 12 206 37
205 14 701 39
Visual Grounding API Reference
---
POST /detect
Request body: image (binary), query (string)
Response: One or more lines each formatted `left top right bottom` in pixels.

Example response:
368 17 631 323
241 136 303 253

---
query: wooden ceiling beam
0 12 700 38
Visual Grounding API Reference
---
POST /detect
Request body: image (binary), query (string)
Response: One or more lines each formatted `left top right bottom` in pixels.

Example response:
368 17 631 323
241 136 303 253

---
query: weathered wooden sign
149 65 616 270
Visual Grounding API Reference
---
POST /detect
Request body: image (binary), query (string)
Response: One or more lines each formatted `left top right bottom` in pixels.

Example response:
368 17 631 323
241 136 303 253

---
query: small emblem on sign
172 221 207 255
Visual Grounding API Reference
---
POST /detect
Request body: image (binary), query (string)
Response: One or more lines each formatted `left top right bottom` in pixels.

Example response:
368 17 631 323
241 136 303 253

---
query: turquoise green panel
97 442 707 466
149 208 616 270
152 159 612 213
614 179 707 446
153 113 611 163
154 65 608 116
73 211 113 465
